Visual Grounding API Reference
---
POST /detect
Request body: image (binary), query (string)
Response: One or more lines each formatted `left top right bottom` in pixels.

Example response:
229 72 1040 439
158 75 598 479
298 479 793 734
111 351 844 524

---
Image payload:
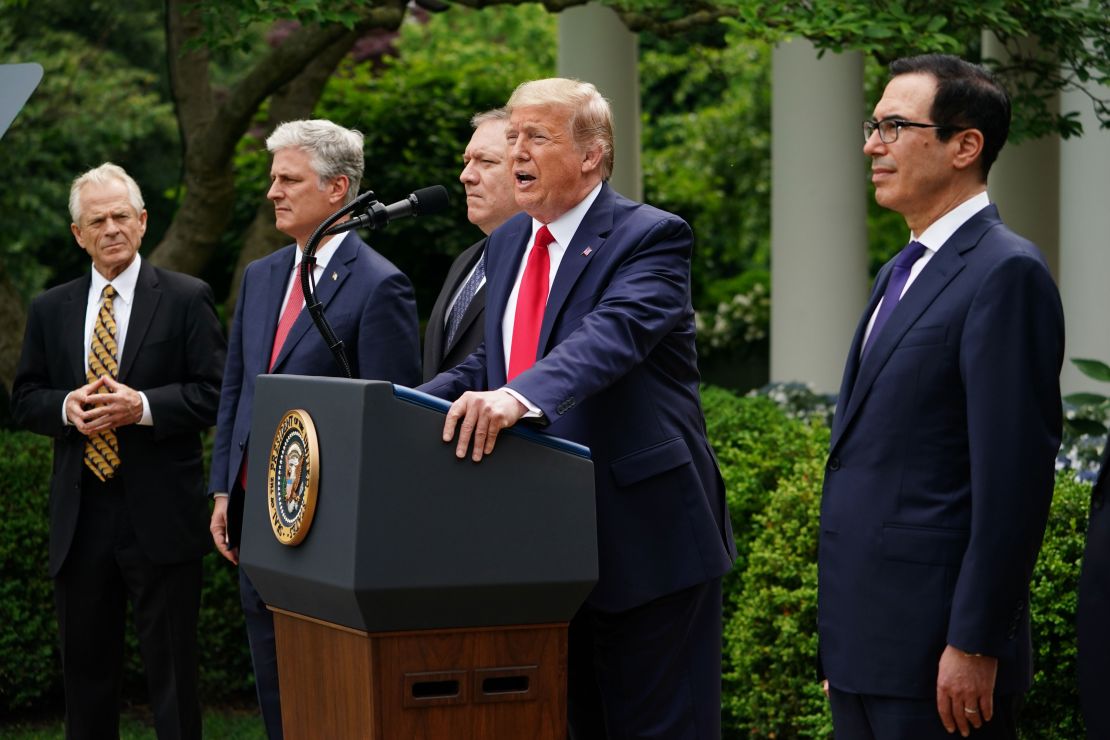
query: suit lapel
485 219 531 386
118 262 160 381
441 240 487 357
831 207 1001 449
66 275 92 387
445 286 485 356
260 248 295 372
537 186 613 355
830 274 887 442
271 233 355 371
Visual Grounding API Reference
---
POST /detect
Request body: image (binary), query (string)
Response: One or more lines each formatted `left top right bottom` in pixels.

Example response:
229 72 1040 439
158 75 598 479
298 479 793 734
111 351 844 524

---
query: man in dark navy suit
423 108 519 380
1078 435 1110 738
818 55 1064 739
208 119 420 738
421 78 736 739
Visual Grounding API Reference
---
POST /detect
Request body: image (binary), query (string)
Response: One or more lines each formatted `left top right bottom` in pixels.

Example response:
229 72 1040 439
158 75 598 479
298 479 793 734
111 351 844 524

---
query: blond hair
507 78 614 180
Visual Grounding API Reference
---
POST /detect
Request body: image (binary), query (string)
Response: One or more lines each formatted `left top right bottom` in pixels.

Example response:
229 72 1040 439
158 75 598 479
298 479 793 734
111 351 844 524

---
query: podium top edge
254 375 593 461
394 385 592 461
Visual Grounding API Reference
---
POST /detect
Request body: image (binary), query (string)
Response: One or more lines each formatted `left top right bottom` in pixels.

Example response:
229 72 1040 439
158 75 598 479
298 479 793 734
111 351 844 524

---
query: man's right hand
209 496 239 565
64 376 107 434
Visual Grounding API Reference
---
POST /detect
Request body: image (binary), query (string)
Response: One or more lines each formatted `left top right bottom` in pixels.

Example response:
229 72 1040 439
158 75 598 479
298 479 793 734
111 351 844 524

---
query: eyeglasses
863 118 963 144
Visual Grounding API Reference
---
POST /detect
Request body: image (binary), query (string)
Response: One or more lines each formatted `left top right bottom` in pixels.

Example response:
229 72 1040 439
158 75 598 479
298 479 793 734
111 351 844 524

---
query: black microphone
323 185 450 235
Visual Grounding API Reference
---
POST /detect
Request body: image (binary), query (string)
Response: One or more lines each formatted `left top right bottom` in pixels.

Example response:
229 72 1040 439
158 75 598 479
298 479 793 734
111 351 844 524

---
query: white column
557 3 642 200
1058 85 1110 393
982 34 1060 275
770 39 867 392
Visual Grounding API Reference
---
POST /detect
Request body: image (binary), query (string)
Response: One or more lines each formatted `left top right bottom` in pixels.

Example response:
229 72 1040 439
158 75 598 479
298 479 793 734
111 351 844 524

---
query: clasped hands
65 375 143 434
442 389 527 462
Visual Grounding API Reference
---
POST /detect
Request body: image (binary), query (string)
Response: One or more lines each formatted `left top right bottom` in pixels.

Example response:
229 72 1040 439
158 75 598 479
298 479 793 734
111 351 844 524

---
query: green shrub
0 429 253 713
701 386 829 579
0 430 60 710
722 454 831 739
1020 472 1091 739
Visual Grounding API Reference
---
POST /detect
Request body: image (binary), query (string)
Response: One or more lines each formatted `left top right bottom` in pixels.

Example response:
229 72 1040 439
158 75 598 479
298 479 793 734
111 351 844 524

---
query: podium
240 376 598 739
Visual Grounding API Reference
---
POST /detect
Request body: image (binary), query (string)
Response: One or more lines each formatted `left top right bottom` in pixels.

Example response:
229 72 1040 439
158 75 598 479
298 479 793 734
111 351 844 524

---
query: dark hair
889 54 1011 179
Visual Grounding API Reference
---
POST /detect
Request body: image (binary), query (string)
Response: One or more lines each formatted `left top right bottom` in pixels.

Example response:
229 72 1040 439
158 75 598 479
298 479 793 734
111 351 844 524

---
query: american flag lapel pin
582 246 592 256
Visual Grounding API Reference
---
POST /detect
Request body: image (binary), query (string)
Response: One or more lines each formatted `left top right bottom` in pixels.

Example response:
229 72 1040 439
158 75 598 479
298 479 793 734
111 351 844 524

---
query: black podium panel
240 376 598 633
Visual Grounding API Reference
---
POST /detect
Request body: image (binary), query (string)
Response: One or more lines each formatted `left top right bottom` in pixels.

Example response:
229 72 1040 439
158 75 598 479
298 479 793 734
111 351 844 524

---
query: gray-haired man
208 119 420 737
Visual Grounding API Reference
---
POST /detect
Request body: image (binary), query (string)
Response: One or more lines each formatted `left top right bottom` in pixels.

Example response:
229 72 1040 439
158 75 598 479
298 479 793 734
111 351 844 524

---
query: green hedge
0 391 1094 739
0 430 253 713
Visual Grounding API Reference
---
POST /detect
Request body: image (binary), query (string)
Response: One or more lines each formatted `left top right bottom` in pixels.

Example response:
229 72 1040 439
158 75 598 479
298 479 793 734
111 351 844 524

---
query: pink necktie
507 226 554 381
270 264 305 371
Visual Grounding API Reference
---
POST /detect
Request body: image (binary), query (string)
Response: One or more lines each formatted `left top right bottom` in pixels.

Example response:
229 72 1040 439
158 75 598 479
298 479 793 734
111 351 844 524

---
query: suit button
828 457 840 471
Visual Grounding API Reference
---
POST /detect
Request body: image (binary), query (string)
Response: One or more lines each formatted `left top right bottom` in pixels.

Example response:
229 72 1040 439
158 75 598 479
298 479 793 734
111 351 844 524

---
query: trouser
55 470 202 740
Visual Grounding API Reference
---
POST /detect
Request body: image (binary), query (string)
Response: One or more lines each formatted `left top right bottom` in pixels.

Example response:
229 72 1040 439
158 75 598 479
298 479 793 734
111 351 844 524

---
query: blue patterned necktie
863 240 927 355
445 253 485 347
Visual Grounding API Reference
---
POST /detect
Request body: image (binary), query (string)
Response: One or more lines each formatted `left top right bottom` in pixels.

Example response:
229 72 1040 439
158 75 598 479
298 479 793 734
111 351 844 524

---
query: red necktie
269 263 306 371
507 225 554 382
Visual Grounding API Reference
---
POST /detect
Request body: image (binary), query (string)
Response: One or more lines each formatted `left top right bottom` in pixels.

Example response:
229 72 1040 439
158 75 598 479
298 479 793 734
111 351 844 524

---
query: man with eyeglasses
818 54 1063 739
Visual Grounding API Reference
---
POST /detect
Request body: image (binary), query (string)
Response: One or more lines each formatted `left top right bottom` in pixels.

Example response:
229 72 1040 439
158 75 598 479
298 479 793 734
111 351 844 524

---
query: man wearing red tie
208 119 420 738
420 79 736 739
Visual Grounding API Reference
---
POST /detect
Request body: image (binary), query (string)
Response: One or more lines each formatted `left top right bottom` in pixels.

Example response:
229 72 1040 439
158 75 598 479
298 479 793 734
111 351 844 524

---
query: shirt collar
532 182 604 247
294 232 343 270
912 191 991 253
91 253 142 306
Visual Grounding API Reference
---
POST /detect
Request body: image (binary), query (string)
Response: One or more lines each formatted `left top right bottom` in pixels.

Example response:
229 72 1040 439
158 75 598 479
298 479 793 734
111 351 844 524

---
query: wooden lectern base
272 608 567 739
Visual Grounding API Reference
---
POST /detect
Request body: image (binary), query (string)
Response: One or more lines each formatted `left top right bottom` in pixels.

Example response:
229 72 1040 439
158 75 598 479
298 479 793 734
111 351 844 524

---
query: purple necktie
863 240 927 355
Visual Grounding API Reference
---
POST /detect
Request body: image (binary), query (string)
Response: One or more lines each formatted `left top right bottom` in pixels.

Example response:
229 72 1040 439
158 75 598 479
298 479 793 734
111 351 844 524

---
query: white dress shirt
63 254 152 425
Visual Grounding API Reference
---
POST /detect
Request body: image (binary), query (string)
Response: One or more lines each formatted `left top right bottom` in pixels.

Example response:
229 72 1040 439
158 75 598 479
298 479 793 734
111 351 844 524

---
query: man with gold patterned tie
11 163 225 739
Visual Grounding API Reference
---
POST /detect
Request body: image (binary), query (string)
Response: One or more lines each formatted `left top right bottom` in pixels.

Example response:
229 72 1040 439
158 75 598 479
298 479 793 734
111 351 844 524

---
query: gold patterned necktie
84 285 121 481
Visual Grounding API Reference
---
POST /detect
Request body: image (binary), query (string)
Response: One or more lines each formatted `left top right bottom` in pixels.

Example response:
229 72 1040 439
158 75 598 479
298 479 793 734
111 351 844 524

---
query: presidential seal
267 409 320 546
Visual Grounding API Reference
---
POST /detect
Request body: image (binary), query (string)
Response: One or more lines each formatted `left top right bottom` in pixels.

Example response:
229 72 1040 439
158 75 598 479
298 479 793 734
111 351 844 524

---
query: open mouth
515 172 536 184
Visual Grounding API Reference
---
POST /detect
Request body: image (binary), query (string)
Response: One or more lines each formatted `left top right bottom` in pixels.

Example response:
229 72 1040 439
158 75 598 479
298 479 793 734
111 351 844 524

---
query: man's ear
580 142 603 175
71 222 86 250
951 128 985 173
329 175 351 205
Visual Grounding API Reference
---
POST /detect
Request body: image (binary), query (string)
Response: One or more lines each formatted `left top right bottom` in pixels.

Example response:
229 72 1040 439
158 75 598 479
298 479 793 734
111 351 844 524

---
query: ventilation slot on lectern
403 670 468 707
482 675 529 694
412 680 459 699
474 666 538 704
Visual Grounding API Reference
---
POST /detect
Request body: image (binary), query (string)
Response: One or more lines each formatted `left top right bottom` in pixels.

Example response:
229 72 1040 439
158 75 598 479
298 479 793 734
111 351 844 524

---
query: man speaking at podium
208 119 420 738
421 79 736 739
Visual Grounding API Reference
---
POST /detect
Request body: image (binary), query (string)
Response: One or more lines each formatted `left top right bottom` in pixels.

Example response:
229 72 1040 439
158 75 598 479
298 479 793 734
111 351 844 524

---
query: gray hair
471 107 509 129
507 78 614 180
266 119 365 204
69 163 144 224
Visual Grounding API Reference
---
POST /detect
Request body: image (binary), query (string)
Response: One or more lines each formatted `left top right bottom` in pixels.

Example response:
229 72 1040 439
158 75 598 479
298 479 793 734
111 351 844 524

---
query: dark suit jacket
818 204 1064 698
421 183 736 612
12 261 226 577
209 231 420 542
423 238 486 381
1078 437 1110 738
